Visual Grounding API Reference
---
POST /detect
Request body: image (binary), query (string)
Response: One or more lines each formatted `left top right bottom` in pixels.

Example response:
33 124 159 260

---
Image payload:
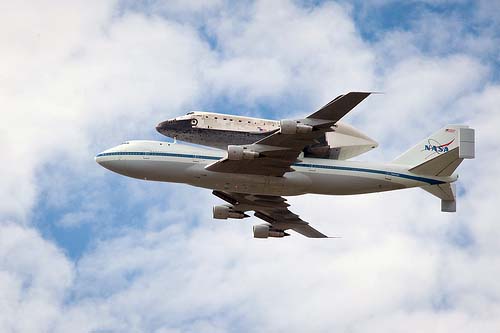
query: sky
1 0 500 332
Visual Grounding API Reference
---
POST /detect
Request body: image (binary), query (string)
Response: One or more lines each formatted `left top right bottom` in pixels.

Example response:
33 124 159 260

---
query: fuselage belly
127 159 405 196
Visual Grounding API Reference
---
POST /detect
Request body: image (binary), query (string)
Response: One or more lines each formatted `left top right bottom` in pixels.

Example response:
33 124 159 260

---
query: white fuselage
96 140 455 197
155 111 378 160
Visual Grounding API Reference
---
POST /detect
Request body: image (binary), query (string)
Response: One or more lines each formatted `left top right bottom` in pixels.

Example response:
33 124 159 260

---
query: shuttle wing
205 92 373 176
213 191 329 238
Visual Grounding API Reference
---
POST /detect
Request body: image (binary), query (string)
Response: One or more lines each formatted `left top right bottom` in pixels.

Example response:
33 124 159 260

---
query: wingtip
349 91 384 95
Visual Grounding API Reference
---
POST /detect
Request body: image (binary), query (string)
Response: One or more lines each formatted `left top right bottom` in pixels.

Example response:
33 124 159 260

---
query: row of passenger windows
98 153 379 173
98 151 221 160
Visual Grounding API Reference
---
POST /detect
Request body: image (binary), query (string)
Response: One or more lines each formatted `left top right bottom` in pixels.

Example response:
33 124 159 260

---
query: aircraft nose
94 153 106 166
156 118 194 136
95 151 109 167
156 119 174 133
95 150 130 175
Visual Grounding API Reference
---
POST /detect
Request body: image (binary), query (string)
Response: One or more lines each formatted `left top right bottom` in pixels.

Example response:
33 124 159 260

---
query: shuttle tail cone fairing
392 125 475 212
323 122 379 160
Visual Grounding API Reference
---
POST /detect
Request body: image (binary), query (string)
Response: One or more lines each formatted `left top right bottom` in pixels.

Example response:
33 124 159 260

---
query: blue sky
2 1 500 332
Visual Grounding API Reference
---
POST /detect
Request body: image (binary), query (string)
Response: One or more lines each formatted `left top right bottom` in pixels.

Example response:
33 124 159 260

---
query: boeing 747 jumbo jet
96 92 475 238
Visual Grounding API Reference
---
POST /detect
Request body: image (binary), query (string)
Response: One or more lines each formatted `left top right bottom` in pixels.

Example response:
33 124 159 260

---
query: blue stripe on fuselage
95 151 445 185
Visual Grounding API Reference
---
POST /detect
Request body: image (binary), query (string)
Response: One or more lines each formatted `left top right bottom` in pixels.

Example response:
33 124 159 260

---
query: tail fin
392 125 475 176
393 125 475 212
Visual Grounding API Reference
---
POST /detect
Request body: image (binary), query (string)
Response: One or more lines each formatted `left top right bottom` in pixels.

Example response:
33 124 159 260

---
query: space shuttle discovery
156 94 378 160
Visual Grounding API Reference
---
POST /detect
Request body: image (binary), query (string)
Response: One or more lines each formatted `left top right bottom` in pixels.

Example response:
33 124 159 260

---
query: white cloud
0 2 212 221
1 0 500 332
206 0 376 106
0 223 73 333
356 55 487 159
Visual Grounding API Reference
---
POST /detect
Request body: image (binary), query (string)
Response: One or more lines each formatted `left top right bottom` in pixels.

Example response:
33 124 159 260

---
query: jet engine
280 120 313 135
227 145 259 160
253 224 289 238
213 205 248 219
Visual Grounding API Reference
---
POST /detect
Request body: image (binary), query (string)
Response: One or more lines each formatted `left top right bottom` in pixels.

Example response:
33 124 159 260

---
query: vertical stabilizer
392 125 475 176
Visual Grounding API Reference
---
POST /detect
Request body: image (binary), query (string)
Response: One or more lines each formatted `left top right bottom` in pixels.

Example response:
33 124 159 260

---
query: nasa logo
423 138 455 154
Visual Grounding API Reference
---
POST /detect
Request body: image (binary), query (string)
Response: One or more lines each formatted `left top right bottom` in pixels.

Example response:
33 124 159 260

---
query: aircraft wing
213 190 328 238
205 92 372 176
306 92 371 122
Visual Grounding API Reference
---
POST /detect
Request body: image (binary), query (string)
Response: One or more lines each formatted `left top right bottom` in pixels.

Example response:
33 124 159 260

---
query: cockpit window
186 112 194 115
121 141 130 144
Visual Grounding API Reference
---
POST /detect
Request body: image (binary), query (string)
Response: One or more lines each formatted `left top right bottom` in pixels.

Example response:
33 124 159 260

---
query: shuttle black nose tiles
155 121 167 132
156 119 194 136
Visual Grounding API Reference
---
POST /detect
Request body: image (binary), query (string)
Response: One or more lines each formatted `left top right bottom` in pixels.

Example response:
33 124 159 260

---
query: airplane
95 92 475 239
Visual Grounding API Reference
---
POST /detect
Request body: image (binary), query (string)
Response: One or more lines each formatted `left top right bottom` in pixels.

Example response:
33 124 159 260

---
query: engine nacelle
213 205 247 219
280 120 312 135
227 145 260 160
253 224 288 238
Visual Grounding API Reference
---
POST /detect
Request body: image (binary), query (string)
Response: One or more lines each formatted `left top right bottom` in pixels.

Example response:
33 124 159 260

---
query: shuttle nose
156 118 194 137
156 119 174 134
156 121 165 132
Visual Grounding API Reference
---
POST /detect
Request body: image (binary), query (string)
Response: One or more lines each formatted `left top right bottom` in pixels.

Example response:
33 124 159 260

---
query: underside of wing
205 130 329 176
290 224 329 238
212 191 329 238
205 123 333 176
205 92 373 177
205 156 294 176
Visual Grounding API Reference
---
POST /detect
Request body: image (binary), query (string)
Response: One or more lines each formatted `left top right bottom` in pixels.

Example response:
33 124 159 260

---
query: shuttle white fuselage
156 111 378 160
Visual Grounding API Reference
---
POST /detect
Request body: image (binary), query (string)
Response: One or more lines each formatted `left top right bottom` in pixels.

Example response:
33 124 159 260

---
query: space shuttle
156 98 378 160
